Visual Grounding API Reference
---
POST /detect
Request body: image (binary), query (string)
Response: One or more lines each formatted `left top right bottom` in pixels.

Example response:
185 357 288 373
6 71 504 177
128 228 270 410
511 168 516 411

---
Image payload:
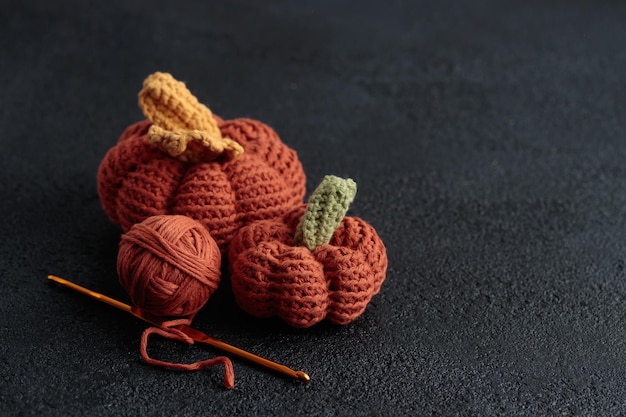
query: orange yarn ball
117 214 221 320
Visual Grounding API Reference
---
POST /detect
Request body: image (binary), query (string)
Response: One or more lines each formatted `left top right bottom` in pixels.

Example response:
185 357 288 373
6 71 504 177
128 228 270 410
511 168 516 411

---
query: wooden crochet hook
47 274 310 382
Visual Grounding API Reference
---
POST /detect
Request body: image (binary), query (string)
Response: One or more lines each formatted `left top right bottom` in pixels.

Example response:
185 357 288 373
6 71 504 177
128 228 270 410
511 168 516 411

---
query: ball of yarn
117 214 221 319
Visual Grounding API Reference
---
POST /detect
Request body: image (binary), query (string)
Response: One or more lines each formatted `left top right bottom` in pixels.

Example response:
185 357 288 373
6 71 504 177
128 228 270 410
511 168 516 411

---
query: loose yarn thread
140 319 234 389
117 215 234 389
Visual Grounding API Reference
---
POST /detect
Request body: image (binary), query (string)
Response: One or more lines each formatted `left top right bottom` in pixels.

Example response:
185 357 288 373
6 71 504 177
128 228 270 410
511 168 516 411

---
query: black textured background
2 1 626 416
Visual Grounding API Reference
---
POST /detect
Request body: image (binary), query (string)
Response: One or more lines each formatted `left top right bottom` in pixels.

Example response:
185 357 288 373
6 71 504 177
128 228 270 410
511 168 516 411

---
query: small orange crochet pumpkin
97 72 306 252
228 176 388 328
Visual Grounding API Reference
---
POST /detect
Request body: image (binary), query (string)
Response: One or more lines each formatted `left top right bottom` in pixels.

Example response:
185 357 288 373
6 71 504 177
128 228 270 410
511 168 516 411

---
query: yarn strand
140 319 235 389
120 221 220 289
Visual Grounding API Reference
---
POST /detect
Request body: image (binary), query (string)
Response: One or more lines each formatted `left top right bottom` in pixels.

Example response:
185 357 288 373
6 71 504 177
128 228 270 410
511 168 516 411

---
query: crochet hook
47 274 310 382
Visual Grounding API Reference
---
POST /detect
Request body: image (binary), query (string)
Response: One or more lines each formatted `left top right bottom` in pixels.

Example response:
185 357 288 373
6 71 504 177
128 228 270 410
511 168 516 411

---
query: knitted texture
138 72 220 134
228 177 388 328
147 125 242 163
295 176 357 250
139 73 243 163
97 73 306 253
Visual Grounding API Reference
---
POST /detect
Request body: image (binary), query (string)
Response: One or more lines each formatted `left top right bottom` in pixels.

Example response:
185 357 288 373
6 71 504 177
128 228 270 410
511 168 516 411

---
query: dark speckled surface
2 1 626 415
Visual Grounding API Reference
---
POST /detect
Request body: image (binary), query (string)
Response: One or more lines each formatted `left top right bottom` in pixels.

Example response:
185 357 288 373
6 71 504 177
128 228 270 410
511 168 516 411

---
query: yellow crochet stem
138 72 243 162
138 72 221 136
147 125 243 163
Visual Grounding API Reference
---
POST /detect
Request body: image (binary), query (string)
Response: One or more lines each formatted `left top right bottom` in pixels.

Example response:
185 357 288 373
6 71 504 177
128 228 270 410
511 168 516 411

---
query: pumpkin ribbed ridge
97 117 306 253
228 205 388 328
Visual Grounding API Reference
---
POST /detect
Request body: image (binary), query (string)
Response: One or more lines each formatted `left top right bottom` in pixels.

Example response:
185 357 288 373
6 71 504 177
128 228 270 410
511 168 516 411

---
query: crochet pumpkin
228 176 388 328
97 72 306 252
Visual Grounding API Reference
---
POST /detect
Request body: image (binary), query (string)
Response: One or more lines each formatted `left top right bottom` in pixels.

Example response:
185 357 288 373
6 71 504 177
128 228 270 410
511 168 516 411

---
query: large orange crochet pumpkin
228 176 388 328
97 73 306 252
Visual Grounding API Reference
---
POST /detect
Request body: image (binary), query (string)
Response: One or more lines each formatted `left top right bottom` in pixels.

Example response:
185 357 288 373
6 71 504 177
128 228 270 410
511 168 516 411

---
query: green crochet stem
295 175 357 251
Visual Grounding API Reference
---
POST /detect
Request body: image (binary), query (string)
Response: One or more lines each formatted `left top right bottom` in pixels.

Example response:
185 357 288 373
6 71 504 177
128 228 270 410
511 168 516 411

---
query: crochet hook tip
48 275 70 288
296 371 310 382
